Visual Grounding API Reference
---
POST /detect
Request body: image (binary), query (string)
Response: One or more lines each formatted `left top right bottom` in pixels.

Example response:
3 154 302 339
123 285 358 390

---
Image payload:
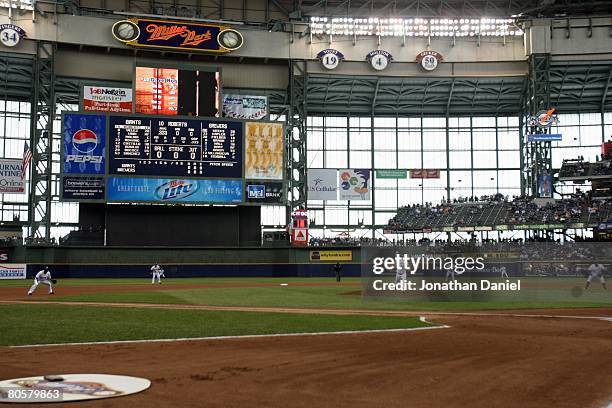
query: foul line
9 321 451 349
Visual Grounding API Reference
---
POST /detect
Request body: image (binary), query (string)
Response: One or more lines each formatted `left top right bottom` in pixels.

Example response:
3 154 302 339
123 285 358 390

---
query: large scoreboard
108 116 242 178
61 112 285 205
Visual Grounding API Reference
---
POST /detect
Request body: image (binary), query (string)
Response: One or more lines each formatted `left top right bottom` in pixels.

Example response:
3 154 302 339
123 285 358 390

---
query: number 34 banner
0 24 26 48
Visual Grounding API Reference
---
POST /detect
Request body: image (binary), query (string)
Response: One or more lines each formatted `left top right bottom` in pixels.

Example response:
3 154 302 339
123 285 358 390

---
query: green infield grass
0 304 430 347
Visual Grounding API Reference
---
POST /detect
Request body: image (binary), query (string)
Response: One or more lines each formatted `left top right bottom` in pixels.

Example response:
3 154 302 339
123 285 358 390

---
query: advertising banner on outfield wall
107 177 243 204
339 169 371 200
222 94 268 120
83 85 132 113
307 169 338 200
309 250 353 262
0 263 26 279
0 158 25 194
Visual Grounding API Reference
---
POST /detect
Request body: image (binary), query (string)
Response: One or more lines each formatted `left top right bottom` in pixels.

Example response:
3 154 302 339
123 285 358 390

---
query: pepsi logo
72 129 99 154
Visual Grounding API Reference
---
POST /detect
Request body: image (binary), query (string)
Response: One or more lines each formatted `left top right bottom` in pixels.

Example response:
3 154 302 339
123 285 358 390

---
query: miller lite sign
62 113 106 175
155 179 199 201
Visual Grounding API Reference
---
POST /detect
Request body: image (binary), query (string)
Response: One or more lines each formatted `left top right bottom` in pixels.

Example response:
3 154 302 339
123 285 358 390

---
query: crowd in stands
0 236 21 246
309 237 395 247
559 154 612 179
387 191 611 231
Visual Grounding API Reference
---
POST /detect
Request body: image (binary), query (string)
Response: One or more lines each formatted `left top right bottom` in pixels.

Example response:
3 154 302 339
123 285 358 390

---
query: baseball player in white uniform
27 266 54 295
150 263 165 284
498 266 509 278
585 263 607 290
395 255 407 284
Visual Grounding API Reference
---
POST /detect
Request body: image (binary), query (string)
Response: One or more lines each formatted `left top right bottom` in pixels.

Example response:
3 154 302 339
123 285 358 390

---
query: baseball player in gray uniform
585 263 607 290
395 255 407 283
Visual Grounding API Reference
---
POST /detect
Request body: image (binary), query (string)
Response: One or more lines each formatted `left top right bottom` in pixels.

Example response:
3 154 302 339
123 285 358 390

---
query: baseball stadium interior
0 0 611 407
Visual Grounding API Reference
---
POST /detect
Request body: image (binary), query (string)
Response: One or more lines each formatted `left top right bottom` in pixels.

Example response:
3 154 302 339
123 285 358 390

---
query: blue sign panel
108 116 242 178
245 182 284 204
62 177 105 201
63 113 106 174
527 133 562 142
107 177 243 203
247 184 265 199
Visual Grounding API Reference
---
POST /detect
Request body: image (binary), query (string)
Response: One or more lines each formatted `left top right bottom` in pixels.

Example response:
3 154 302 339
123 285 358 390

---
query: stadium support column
28 41 55 242
287 60 307 220
523 53 552 197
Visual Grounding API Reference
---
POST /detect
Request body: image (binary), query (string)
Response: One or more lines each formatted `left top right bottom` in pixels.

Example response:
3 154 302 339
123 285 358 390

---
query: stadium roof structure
275 0 612 19
305 75 526 116
303 58 612 116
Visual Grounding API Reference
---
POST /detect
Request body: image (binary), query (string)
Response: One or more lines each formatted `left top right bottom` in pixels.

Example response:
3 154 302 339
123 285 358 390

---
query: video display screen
134 66 220 117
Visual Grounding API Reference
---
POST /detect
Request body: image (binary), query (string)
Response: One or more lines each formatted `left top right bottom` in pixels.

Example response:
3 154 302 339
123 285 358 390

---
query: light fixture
310 16 524 38
0 0 33 10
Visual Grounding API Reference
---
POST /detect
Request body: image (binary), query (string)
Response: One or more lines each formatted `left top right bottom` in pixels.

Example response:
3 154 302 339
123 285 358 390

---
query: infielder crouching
28 266 54 295
585 262 607 290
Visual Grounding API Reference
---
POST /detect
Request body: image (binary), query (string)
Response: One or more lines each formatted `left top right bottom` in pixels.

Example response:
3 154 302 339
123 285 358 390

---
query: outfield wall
9 246 362 278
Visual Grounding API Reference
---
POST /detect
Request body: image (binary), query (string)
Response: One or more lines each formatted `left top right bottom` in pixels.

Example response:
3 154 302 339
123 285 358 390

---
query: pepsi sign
63 113 106 174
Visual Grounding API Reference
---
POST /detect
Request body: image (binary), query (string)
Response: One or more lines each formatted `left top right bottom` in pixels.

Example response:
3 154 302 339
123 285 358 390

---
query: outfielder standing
585 262 607 290
395 255 407 284
150 263 165 284
27 266 54 296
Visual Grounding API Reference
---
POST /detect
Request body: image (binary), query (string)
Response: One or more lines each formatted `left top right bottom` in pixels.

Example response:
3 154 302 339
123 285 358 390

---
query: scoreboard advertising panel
61 112 284 205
